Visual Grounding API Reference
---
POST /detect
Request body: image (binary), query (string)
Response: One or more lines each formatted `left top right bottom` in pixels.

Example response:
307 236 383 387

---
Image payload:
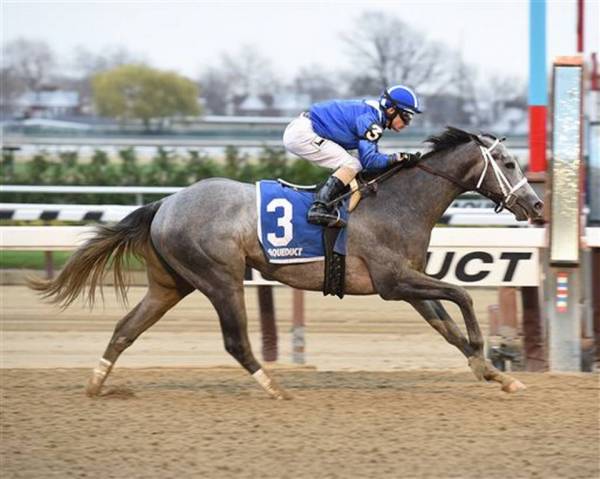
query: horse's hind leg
207 283 291 400
86 251 193 397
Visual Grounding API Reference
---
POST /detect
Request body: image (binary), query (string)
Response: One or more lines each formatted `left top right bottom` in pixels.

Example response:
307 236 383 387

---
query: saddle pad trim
277 178 317 190
264 256 325 264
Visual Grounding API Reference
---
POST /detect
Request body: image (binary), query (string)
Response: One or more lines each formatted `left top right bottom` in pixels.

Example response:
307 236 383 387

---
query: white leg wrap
252 369 283 399
93 358 113 379
86 358 113 396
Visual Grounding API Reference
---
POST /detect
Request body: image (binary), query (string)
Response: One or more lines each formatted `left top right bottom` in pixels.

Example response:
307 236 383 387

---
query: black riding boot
307 176 347 227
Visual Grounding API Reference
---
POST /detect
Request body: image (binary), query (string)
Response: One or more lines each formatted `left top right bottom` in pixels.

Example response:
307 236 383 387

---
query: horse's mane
424 126 497 156
425 126 475 153
358 126 495 182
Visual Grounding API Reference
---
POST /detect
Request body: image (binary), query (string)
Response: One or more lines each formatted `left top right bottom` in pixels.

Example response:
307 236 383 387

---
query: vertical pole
44 251 54 279
547 268 582 370
576 0 584 53
521 286 546 370
592 248 600 368
257 286 277 362
529 0 548 173
291 289 305 364
546 57 584 372
498 287 518 339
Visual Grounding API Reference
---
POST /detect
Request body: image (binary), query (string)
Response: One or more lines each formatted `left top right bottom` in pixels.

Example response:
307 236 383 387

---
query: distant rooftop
17 90 79 109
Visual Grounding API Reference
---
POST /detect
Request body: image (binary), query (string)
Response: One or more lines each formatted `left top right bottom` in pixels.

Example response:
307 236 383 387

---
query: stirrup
307 206 346 228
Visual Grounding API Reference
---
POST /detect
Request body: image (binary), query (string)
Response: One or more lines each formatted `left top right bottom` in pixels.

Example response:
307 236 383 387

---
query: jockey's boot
307 175 347 228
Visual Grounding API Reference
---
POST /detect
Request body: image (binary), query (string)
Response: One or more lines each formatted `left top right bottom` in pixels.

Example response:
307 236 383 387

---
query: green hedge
1 146 329 204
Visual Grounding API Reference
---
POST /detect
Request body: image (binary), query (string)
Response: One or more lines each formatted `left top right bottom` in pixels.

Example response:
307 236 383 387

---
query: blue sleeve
358 140 392 170
355 113 390 170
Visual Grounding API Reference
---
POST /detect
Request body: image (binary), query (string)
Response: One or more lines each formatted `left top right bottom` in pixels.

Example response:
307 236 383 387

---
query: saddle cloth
256 180 348 264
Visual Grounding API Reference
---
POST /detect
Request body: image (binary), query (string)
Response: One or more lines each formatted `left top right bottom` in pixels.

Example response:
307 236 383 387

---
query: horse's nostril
534 201 544 210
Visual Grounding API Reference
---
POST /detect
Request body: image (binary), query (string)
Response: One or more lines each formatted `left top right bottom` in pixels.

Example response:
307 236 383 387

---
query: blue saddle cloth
256 180 349 264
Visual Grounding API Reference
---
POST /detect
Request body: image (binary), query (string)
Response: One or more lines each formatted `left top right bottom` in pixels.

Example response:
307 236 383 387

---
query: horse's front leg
381 271 525 392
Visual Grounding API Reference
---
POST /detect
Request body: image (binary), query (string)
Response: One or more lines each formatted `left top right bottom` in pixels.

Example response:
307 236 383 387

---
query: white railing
0 203 518 225
0 226 554 287
1 184 510 224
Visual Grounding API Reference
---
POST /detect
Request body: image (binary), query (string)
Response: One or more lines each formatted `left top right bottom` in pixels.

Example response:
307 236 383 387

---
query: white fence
0 202 522 225
1 184 521 225
4 226 599 287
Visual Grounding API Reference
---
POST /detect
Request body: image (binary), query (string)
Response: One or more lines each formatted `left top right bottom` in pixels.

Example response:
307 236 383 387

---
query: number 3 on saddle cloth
256 180 349 298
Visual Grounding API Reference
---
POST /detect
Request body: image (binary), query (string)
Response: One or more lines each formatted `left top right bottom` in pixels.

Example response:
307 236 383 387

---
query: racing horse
30 127 544 399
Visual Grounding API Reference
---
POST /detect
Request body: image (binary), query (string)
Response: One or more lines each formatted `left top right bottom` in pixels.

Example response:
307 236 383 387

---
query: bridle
416 139 529 213
474 139 528 211
328 138 530 213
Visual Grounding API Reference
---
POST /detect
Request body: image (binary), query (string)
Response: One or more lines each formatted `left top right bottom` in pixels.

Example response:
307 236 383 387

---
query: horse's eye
505 162 515 169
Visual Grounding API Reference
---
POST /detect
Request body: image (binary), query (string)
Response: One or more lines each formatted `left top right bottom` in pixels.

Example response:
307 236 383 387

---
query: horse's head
469 134 544 223
422 127 544 223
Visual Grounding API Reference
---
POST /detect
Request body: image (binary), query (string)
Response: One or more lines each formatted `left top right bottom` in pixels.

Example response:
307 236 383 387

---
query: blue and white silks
256 180 348 264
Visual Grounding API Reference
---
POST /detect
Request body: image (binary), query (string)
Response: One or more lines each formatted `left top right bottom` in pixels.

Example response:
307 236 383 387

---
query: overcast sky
2 0 598 85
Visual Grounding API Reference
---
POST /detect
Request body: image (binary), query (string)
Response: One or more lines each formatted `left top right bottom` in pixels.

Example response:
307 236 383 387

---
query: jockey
283 85 423 227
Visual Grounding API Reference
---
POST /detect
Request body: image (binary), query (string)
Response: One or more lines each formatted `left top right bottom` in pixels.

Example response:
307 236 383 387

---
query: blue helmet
379 85 423 114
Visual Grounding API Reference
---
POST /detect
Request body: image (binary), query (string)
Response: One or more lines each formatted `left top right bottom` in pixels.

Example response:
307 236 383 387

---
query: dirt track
1 285 599 478
1 368 598 479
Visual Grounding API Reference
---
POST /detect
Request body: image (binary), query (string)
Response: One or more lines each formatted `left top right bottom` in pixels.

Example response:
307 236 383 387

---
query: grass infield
0 251 145 270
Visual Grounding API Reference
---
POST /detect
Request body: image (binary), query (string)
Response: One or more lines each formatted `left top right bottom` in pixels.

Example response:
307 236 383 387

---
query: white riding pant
283 116 363 173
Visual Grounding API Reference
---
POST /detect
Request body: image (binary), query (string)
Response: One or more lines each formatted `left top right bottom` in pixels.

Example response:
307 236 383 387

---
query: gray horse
30 127 544 399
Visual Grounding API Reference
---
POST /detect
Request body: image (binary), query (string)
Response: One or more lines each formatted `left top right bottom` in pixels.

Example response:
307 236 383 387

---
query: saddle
275 178 368 299
277 178 363 213
269 164 405 297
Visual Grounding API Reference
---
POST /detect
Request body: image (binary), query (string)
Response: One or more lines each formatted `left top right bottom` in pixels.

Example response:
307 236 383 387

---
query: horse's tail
28 201 163 309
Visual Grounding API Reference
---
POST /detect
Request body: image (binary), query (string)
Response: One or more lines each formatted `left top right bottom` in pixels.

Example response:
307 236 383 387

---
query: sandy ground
1 369 598 479
1 285 599 478
1 285 500 370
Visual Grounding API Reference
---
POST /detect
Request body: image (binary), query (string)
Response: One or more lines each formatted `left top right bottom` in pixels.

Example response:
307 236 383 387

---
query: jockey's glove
390 151 421 168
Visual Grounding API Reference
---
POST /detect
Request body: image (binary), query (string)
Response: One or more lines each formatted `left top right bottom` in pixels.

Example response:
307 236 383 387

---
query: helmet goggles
383 89 416 126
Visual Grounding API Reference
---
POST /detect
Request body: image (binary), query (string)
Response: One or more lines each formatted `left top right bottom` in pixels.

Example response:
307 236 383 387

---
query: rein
329 138 527 213
325 162 406 207
414 140 526 212
415 161 505 211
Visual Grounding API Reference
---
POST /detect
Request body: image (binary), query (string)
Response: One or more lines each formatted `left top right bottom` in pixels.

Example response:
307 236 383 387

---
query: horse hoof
275 390 293 401
85 380 102 397
502 379 526 393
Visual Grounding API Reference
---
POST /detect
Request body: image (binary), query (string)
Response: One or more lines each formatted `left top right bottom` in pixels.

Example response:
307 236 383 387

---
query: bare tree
198 67 230 115
292 65 338 103
3 38 56 91
198 45 280 114
72 45 146 76
66 46 147 105
221 45 279 96
446 52 481 126
0 66 26 112
341 12 449 95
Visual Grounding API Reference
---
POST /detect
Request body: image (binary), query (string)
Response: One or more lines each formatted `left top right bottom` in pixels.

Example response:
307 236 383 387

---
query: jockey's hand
390 151 421 168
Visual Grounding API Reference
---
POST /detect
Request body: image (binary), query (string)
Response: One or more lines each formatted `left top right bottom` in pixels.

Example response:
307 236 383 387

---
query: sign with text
425 247 539 286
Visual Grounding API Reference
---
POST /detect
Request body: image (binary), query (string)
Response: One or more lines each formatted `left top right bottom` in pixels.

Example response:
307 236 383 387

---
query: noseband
416 139 529 213
475 139 528 212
